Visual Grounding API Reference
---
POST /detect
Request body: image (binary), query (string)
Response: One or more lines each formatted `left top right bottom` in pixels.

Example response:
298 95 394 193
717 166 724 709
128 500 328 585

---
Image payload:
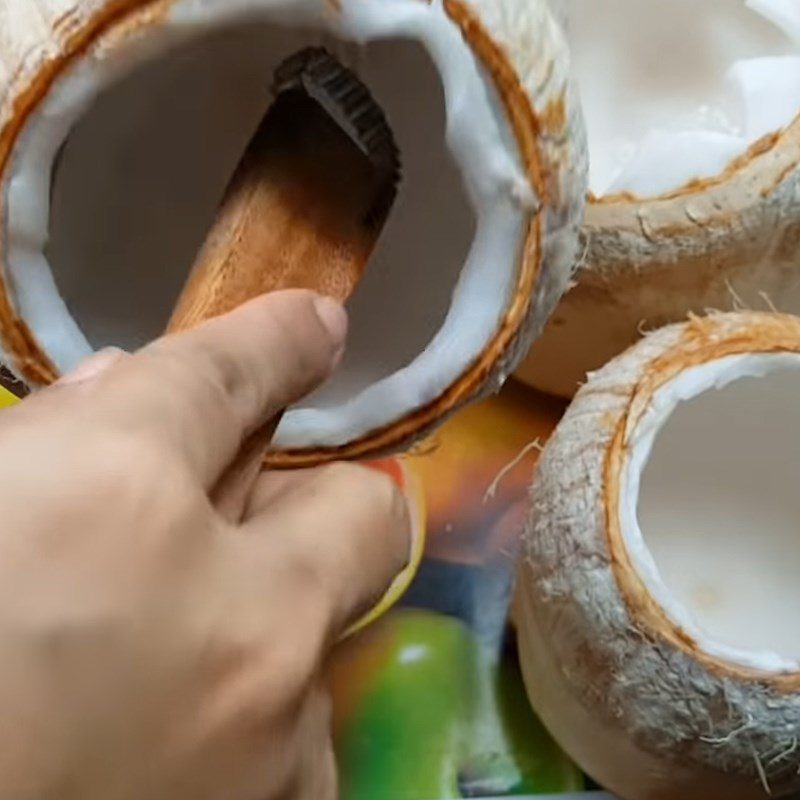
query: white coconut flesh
3 0 532 450
621 352 800 674
564 0 800 196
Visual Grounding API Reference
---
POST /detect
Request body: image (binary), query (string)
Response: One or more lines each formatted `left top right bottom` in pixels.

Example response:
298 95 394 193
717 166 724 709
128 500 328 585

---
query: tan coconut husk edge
593 125 788 206
585 113 800 274
515 109 800 400
0 0 583 467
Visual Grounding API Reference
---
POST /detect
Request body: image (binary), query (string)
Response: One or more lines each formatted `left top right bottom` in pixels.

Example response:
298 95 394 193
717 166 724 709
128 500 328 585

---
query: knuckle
267 293 335 369
81 432 198 528
321 462 410 566
275 549 342 638
201 344 249 403
188 344 253 422
212 646 313 736
267 640 318 698
146 342 249 426
86 433 161 491
357 467 411 570
313 688 333 731
227 628 325 721
112 430 162 464
316 461 364 486
225 647 314 717
319 462 409 531
285 546 334 606
113 432 186 488
352 464 407 523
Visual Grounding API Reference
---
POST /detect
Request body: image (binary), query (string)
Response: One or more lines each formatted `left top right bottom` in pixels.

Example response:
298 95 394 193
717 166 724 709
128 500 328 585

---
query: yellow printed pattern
0 386 18 410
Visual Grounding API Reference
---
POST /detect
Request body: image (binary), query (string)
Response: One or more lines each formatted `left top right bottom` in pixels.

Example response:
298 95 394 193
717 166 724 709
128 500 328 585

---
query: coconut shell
515 312 800 800
516 114 800 398
0 0 586 465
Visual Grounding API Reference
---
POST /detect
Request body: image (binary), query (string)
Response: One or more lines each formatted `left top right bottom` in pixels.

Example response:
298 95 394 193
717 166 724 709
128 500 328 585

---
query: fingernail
313 296 348 359
58 347 127 385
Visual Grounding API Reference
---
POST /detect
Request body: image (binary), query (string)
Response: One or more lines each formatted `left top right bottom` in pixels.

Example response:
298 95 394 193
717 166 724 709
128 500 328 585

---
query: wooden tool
167 47 400 333
166 47 401 508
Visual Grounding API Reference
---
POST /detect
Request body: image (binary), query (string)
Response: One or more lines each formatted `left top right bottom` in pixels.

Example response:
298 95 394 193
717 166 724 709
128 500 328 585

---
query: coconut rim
510 110 800 401
603 312 800 690
575 0 800 250
0 0 556 467
564 0 800 209
584 112 800 234
591 115 799 204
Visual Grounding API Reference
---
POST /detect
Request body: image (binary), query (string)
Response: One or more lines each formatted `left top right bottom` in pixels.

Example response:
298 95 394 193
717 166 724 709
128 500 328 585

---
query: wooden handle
165 89 396 497
167 92 386 334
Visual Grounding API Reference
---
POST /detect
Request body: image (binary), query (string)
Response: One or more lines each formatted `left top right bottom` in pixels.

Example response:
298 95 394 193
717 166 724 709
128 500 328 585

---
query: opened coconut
515 311 800 799
516 0 800 398
0 0 585 464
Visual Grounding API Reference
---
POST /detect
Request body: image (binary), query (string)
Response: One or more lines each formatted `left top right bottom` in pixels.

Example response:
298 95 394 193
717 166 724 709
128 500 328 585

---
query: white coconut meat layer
564 0 800 196
620 352 800 674
3 0 531 449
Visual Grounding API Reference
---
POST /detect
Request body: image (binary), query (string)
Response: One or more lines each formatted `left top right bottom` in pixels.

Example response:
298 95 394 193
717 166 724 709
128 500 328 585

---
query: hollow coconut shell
0 0 586 466
514 311 800 800
515 108 800 399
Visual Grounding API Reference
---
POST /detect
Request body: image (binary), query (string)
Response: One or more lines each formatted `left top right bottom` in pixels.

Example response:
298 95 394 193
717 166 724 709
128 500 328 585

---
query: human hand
0 290 410 800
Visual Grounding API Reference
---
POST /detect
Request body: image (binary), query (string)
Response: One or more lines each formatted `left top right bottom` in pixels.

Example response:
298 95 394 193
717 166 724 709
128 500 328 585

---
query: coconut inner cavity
5 0 528 449
47 28 472 406
565 0 800 196
625 354 800 672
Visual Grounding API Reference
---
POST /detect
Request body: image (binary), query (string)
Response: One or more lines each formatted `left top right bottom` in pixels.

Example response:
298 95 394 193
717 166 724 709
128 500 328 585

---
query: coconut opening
3 0 529 450
564 0 800 196
45 26 476 410
621 353 800 673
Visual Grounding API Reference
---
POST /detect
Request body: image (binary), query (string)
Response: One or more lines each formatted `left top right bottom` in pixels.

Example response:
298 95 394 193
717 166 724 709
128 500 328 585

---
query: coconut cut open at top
516 0 800 398
0 0 586 464
515 311 800 800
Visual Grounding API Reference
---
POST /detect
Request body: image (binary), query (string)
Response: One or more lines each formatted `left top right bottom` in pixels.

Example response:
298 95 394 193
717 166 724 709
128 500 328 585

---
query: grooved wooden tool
167 47 400 334
166 47 401 508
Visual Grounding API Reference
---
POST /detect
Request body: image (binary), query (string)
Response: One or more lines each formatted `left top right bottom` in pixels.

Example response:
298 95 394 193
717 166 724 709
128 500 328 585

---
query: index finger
242 462 414 642
89 290 346 487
